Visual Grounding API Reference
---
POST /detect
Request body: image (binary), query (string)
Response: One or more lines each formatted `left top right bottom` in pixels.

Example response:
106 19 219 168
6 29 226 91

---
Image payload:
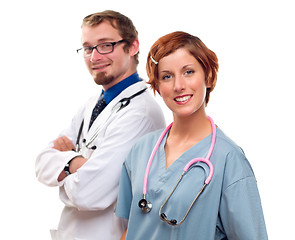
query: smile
92 64 110 71
174 95 192 103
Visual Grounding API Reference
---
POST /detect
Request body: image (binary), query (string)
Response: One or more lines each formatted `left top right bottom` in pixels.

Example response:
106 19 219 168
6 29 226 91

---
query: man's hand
53 136 75 151
57 156 88 182
53 136 88 182
69 156 88 173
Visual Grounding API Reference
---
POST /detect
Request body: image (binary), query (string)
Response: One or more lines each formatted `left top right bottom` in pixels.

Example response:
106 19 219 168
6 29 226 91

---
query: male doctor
35 10 165 240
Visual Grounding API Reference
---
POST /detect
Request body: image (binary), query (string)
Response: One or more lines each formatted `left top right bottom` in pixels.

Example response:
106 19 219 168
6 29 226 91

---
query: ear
206 81 212 88
129 39 139 56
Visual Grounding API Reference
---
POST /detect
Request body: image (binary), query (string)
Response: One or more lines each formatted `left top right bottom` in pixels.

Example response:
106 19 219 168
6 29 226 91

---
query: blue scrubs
115 127 268 240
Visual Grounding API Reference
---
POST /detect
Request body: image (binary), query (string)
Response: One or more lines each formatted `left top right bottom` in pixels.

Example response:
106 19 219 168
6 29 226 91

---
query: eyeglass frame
76 39 127 57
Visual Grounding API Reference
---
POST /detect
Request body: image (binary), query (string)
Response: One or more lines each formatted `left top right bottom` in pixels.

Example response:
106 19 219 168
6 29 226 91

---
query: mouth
92 63 111 71
174 95 192 104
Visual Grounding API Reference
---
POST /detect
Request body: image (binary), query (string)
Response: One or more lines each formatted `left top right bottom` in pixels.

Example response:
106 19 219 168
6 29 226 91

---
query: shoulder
215 127 244 154
127 82 162 111
116 81 165 127
124 128 164 168
214 128 248 165
214 128 255 188
127 128 164 157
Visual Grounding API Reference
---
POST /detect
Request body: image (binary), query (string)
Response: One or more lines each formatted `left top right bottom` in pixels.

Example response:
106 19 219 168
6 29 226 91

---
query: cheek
190 76 207 92
157 83 170 97
84 59 91 68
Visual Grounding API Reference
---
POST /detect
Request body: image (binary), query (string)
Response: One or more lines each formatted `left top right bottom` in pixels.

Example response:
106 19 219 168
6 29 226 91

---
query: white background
0 0 294 239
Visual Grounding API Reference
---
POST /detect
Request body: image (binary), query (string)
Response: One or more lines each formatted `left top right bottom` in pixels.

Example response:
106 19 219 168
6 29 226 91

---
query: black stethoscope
75 88 147 153
138 116 216 226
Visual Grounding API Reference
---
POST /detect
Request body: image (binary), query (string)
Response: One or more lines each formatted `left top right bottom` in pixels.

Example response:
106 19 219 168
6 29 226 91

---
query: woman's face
157 48 210 119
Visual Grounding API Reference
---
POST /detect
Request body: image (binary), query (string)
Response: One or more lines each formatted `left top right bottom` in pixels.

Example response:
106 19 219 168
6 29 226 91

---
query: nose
90 48 103 62
174 75 186 92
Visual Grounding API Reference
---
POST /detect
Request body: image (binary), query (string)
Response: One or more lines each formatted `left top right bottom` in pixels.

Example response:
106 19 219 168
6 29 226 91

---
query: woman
115 31 268 239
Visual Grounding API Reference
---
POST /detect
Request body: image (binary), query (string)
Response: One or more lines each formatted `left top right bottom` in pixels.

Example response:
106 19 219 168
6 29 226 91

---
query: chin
93 73 114 86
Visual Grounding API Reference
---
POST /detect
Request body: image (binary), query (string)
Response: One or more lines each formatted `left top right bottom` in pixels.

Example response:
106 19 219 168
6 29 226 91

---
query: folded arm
59 114 156 211
53 136 88 182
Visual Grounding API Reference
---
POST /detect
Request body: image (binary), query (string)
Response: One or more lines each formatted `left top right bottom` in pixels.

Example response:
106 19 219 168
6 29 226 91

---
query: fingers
53 136 75 151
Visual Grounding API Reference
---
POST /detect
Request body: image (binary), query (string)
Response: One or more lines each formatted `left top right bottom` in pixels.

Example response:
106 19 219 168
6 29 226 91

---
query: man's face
81 21 135 90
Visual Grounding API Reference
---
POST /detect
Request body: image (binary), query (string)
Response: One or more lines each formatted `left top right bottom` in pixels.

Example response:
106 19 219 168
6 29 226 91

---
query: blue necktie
88 93 107 130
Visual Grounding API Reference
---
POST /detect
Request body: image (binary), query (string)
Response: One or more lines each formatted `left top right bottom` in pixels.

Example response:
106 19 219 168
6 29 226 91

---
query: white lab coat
36 81 166 240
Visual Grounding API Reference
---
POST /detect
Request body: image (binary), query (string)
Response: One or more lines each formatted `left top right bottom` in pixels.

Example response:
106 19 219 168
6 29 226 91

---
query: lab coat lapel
82 96 116 144
83 96 99 135
82 81 147 146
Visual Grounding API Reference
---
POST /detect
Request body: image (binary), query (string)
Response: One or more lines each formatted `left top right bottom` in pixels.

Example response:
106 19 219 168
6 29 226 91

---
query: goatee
93 72 115 86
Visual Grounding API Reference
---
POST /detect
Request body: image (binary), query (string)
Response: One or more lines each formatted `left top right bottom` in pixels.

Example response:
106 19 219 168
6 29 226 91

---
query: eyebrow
160 64 195 73
159 70 172 76
82 38 116 47
182 64 194 69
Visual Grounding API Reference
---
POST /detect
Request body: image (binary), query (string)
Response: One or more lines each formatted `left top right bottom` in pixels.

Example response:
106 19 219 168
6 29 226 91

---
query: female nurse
116 31 268 240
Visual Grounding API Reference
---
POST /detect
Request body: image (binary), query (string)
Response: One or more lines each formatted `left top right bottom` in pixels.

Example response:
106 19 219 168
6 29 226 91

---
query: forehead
81 21 121 45
158 48 198 70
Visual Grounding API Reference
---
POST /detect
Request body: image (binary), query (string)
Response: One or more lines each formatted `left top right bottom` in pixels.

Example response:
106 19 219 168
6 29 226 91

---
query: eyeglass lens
77 40 125 57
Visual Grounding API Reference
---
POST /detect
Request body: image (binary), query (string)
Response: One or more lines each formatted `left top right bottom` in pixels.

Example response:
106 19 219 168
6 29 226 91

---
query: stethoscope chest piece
138 198 152 213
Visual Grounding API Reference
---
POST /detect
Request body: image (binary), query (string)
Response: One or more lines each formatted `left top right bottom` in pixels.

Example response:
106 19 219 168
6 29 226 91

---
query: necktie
88 93 107 130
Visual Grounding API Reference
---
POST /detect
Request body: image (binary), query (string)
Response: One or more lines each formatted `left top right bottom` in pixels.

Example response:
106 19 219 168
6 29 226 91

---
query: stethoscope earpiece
138 199 152 213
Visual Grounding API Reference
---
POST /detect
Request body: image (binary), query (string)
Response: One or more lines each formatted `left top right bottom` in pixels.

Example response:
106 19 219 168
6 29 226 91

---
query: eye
83 46 93 54
99 43 113 51
161 74 172 80
184 69 195 75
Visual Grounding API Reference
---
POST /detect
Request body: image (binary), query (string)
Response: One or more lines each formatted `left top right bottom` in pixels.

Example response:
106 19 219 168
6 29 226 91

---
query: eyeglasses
77 39 126 57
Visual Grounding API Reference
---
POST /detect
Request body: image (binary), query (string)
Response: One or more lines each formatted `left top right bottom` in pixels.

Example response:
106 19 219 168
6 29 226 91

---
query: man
36 10 165 240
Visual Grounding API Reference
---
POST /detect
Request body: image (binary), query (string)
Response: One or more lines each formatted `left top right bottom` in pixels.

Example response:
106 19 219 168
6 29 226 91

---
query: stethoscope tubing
143 122 173 195
143 116 215 195
75 88 147 153
139 116 217 224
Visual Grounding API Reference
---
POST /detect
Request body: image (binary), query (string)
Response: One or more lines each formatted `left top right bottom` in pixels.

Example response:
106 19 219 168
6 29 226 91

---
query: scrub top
115 127 268 240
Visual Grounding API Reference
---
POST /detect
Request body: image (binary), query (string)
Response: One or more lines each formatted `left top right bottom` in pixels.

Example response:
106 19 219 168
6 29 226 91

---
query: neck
164 110 213 169
169 111 212 142
102 70 137 91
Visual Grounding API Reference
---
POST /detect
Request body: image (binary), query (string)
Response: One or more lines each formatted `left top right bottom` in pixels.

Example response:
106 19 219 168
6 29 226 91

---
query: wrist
64 159 73 176
69 156 88 173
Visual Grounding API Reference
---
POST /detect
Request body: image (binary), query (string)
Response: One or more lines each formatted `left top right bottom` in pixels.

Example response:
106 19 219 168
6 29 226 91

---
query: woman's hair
82 10 139 65
147 31 218 105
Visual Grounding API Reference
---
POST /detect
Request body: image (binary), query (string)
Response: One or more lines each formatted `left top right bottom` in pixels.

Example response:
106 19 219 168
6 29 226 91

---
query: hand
69 156 88 173
54 136 87 182
53 136 75 152
57 156 88 182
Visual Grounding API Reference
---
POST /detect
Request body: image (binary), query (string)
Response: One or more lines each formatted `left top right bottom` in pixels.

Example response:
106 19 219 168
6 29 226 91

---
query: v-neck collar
155 129 215 184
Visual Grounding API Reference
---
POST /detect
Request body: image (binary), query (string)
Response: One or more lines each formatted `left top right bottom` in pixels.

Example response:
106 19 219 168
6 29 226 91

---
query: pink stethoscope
138 116 216 226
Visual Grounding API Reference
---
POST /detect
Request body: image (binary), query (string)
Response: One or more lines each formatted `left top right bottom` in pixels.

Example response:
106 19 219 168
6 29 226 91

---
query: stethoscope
75 88 147 153
138 116 216 226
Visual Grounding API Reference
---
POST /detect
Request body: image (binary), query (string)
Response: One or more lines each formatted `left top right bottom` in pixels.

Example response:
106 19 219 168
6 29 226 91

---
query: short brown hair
83 10 139 65
147 31 218 105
